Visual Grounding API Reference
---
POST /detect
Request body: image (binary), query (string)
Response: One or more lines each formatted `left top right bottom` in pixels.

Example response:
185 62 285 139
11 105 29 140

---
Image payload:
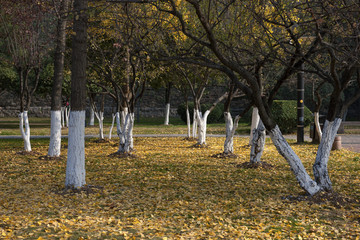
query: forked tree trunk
48 110 62 157
118 112 134 153
223 112 240 154
186 107 191 138
269 125 320 195
249 107 260 145
19 111 31 152
94 111 104 139
109 113 116 140
164 103 170 125
195 109 210 145
250 120 266 163
314 111 322 141
313 118 342 191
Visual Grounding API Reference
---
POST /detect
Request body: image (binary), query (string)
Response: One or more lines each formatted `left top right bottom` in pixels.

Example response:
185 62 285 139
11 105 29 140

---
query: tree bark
48 110 62 157
164 103 170 125
65 0 88 189
249 107 260 145
314 111 322 141
269 125 320 195
186 107 191 138
250 120 266 163
109 113 116 140
313 118 342 191
89 107 95 126
195 109 210 145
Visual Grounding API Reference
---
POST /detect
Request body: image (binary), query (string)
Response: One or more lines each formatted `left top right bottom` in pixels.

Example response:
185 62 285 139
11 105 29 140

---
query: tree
65 0 88 188
0 0 54 152
48 0 71 158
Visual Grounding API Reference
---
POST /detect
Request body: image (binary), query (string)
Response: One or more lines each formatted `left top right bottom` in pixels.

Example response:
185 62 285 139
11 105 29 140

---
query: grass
0 136 359 239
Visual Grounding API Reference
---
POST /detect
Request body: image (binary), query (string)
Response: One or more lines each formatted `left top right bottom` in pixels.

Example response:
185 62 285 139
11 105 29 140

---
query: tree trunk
249 107 260 145
65 106 70 128
186 107 191 138
118 112 134 154
250 120 266 163
61 107 65 128
314 111 322 141
223 112 240 154
47 0 69 157
269 125 320 195
89 107 95 126
196 109 210 145
109 113 116 140
192 112 198 138
65 0 88 189
48 110 62 157
164 103 170 125
19 111 31 152
313 118 342 191
94 110 104 139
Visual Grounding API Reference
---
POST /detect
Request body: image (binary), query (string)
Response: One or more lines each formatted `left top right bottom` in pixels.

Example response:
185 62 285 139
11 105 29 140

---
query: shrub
177 102 224 124
271 100 312 134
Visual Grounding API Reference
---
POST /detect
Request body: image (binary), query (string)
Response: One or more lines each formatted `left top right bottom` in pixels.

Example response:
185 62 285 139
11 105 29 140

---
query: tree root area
54 185 104 196
282 191 360 208
211 152 238 159
108 151 137 158
190 143 208 148
236 161 275 169
38 155 63 161
16 151 40 156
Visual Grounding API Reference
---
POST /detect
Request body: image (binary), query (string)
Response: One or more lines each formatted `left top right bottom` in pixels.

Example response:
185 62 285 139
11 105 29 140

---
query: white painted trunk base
223 112 240 154
65 111 86 188
164 103 170 125
192 112 198 138
186 108 191 138
249 107 260 145
48 110 62 157
269 125 320 195
250 120 266 163
109 113 116 140
94 111 104 139
89 107 95 126
196 110 209 145
19 111 31 152
61 107 65 128
118 111 134 153
313 118 342 191
65 107 70 128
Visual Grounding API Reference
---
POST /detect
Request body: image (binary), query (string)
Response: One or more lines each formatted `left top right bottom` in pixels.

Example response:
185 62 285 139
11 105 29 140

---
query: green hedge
177 102 224 124
271 100 312 134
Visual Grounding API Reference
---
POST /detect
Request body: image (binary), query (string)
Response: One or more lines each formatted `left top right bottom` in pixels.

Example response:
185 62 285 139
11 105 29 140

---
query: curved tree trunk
249 107 260 145
314 111 322 141
19 111 31 152
313 118 342 191
269 125 320 195
250 120 266 163
196 109 210 145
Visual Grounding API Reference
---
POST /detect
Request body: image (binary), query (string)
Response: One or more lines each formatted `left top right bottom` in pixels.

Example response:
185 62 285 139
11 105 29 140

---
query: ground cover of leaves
0 137 359 239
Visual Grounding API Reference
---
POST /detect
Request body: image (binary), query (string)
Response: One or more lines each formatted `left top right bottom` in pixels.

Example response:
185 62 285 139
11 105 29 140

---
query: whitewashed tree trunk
186 108 191 138
127 113 135 151
94 111 104 139
249 107 260 145
223 112 240 154
116 112 121 137
61 107 65 128
196 109 210 145
314 112 322 141
65 111 86 188
118 112 134 153
89 107 95 126
269 125 320 196
192 112 198 138
109 113 116 140
19 111 31 152
65 107 70 128
164 103 170 125
118 108 128 151
48 110 62 157
313 118 342 191
250 120 266 163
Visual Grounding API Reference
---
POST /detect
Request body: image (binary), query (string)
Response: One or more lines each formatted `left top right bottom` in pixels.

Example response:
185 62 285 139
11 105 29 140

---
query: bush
271 100 312 134
177 102 224 124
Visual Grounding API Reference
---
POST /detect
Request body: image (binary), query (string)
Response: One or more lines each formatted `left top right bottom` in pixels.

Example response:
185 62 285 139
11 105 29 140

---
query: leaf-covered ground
0 137 360 239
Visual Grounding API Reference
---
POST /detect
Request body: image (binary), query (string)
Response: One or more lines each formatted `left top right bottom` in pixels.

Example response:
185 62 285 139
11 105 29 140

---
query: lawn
0 136 359 239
